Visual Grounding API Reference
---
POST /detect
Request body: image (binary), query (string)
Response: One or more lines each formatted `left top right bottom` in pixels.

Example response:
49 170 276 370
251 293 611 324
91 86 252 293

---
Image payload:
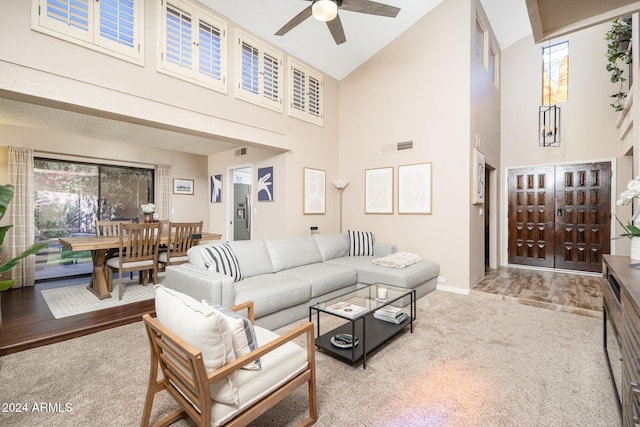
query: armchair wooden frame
141 301 317 427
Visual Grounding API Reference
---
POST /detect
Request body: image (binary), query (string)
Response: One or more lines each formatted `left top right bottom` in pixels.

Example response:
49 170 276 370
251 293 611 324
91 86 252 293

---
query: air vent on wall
235 147 248 156
381 141 413 153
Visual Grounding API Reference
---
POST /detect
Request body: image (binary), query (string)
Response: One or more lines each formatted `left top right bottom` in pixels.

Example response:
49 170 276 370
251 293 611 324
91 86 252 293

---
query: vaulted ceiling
1 0 638 155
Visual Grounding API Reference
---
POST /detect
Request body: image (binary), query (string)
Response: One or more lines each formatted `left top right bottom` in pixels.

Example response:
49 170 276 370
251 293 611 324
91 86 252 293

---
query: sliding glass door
34 158 154 281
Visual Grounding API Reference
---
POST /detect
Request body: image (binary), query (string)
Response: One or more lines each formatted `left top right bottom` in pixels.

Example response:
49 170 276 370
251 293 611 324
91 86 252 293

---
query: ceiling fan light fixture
312 0 338 22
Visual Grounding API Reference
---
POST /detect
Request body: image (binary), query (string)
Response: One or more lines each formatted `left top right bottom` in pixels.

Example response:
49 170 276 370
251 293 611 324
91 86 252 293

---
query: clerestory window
236 32 283 112
31 0 143 64
288 60 323 126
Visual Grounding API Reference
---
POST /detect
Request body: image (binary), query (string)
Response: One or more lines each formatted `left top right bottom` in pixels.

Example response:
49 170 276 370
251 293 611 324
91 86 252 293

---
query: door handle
557 208 563 217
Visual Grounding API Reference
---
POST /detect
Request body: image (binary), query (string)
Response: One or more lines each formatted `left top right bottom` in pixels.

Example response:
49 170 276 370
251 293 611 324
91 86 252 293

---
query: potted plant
615 176 640 262
605 17 632 111
0 184 48 328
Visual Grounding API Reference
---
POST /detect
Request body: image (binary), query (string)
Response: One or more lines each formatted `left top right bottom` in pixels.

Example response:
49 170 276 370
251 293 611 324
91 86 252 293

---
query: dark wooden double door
508 162 611 273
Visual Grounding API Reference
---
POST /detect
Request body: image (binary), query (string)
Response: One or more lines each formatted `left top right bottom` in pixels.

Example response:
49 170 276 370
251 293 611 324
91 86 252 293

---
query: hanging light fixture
539 41 561 147
312 0 338 22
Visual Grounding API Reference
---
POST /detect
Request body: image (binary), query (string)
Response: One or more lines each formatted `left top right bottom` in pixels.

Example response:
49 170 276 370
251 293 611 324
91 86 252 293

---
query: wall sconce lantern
539 104 560 147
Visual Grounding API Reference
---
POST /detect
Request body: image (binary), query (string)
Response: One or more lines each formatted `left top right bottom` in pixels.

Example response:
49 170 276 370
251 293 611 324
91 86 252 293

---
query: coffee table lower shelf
314 313 411 367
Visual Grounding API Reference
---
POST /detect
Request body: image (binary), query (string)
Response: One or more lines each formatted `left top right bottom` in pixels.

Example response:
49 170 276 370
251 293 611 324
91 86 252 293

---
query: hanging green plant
605 17 632 111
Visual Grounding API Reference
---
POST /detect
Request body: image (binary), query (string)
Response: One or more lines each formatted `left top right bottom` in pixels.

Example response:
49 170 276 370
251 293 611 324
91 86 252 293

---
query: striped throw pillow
348 230 374 256
201 243 243 282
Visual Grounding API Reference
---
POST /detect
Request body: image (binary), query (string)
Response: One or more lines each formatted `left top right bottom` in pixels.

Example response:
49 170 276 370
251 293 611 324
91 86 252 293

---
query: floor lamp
332 180 349 233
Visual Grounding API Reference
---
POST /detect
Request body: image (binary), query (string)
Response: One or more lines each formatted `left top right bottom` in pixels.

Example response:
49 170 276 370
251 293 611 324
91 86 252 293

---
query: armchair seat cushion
211 326 309 426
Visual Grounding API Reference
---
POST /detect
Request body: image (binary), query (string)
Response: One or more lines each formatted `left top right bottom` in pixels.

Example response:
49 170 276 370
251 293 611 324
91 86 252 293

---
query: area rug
41 277 163 319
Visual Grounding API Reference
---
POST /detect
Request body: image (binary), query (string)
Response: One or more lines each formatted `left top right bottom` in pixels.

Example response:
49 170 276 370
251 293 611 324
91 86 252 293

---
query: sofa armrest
374 243 396 257
165 264 233 305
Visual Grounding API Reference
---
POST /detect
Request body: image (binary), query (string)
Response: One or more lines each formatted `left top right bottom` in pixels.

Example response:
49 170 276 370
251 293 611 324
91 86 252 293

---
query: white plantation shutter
236 32 283 112
289 60 323 126
161 0 227 92
33 0 142 62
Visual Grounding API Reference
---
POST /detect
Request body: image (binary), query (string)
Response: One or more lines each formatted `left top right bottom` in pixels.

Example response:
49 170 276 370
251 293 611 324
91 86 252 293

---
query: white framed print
365 167 394 214
472 149 485 205
303 167 325 214
398 163 432 214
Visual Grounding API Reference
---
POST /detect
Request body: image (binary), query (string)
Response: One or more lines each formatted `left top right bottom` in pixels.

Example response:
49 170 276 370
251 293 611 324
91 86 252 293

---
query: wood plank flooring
471 266 603 318
0 266 603 356
0 276 154 355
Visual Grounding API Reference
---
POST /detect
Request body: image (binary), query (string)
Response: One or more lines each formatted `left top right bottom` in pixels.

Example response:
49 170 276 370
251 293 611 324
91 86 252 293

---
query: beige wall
338 0 500 292
500 22 632 263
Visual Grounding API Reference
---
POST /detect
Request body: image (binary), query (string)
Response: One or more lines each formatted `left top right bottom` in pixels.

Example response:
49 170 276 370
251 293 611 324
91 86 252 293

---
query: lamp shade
312 0 338 22
332 180 350 190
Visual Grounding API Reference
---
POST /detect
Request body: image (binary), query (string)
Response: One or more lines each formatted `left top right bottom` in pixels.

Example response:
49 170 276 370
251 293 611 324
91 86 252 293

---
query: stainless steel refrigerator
233 183 251 240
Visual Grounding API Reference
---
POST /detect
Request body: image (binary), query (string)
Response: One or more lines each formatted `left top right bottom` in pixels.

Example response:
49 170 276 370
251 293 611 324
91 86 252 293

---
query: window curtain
7 147 37 288
156 164 172 221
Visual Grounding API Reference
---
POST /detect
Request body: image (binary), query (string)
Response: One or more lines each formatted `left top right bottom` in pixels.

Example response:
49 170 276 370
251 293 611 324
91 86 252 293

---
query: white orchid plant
140 203 155 214
615 177 640 238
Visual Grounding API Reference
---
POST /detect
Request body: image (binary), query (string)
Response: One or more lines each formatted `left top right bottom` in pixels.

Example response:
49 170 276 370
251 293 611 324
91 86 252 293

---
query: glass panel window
542 41 569 104
34 159 153 281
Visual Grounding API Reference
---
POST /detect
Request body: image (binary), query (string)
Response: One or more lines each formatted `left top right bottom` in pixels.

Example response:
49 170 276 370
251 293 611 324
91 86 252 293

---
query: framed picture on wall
257 167 274 201
472 149 485 204
173 178 194 195
365 167 394 214
303 167 325 214
398 163 432 214
210 174 222 203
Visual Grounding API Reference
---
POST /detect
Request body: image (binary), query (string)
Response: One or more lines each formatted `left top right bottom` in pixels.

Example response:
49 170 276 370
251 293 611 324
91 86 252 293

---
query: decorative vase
631 237 640 261
143 214 153 223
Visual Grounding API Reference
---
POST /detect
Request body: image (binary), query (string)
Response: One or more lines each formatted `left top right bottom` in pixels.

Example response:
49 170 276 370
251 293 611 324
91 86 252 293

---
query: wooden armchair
141 298 317 427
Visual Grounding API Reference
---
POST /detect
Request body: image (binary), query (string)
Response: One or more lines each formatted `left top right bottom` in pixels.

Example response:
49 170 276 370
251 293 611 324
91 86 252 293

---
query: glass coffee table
309 283 416 368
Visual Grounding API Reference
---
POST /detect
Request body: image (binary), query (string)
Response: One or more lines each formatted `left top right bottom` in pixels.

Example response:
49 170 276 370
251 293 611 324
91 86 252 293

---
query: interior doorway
228 166 252 241
507 161 611 273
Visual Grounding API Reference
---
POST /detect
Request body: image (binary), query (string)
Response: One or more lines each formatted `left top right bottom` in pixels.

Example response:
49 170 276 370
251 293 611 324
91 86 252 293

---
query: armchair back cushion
154 285 239 405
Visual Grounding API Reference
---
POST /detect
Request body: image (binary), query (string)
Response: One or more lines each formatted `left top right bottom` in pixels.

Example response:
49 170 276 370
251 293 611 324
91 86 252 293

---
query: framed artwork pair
365 163 432 214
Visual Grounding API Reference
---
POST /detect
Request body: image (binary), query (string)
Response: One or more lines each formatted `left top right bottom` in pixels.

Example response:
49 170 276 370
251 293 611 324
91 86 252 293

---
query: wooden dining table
59 232 222 300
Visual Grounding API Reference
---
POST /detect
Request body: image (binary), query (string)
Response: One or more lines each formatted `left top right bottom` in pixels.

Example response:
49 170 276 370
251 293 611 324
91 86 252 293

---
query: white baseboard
436 284 470 295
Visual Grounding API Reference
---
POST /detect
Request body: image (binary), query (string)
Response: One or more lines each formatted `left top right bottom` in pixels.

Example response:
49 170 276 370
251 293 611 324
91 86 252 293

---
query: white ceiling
200 0 532 81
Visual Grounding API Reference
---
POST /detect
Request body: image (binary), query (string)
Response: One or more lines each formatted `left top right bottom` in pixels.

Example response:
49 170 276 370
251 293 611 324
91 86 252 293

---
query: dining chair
96 219 134 286
105 223 161 300
158 221 203 271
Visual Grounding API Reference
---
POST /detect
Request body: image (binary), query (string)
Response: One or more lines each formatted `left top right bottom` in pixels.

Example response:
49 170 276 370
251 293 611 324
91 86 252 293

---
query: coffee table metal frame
309 283 416 369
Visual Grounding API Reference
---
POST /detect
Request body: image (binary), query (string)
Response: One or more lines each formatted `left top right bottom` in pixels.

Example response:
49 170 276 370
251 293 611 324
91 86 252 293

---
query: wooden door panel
554 162 611 273
508 166 555 267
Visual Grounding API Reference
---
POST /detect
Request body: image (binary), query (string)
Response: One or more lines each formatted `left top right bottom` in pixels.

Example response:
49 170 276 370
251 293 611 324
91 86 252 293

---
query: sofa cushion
228 240 274 278
279 263 358 298
313 233 349 261
154 285 238 405
265 236 322 272
210 326 308 426
348 230 374 256
359 259 439 288
207 303 261 371
233 274 311 318
201 243 243 282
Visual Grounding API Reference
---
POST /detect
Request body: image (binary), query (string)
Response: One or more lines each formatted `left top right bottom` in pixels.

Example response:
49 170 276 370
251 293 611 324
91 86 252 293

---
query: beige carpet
40 276 162 319
0 290 619 426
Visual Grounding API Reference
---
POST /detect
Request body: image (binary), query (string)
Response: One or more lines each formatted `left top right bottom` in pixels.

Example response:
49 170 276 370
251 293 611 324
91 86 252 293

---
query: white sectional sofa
164 233 439 330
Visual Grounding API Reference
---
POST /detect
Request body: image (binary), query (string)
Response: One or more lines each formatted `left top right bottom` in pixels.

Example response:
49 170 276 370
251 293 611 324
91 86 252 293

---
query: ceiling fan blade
275 5 313 36
326 14 346 45
340 0 400 18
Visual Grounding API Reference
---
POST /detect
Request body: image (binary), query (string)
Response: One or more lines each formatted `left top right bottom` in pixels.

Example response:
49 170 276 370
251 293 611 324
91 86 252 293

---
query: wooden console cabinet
603 255 640 426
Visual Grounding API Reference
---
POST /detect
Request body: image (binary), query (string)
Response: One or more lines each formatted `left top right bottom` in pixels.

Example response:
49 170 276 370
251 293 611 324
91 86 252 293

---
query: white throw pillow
201 243 243 281
206 302 261 371
154 285 238 405
348 230 374 256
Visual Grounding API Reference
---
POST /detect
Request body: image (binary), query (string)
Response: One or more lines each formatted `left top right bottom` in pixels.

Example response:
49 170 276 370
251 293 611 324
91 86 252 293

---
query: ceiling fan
275 0 401 45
